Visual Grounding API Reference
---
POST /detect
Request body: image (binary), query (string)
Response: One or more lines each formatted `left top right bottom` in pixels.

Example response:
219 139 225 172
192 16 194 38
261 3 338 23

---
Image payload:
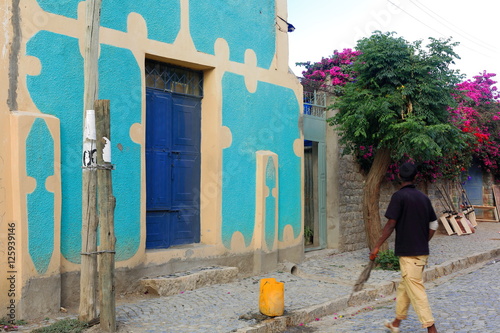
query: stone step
140 266 239 296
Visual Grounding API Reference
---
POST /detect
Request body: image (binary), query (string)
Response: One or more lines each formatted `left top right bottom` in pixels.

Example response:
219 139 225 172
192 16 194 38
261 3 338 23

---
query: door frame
303 113 327 251
144 59 203 249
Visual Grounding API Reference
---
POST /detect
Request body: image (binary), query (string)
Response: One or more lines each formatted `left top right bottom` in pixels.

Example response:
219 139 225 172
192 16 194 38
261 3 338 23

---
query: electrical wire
386 0 497 59
408 0 497 53
387 0 448 37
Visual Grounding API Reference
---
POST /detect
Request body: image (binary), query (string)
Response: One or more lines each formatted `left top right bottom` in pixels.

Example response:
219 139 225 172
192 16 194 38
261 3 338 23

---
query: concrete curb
139 266 239 297
424 248 500 282
236 248 500 333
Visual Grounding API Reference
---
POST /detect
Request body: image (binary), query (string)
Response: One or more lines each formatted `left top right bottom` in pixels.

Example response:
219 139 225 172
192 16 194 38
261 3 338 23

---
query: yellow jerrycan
259 278 284 317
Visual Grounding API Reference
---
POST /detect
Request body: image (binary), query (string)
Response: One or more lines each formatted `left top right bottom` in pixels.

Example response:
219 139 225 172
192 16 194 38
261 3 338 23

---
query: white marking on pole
83 110 97 167
103 137 111 163
84 110 96 140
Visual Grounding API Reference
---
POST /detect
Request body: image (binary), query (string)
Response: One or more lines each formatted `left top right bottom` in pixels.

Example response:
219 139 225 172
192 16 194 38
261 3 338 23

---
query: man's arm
429 220 438 240
429 229 436 240
369 218 397 260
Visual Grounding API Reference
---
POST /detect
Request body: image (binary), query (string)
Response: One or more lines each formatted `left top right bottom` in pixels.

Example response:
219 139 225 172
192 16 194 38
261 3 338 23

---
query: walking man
370 162 438 333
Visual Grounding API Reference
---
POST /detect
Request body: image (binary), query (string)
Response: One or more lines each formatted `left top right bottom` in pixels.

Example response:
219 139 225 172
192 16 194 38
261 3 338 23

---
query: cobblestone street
15 223 500 333
286 258 500 332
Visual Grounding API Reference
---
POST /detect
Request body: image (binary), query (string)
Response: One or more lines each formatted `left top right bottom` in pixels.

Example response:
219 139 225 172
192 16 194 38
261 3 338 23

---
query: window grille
303 91 327 118
145 59 203 97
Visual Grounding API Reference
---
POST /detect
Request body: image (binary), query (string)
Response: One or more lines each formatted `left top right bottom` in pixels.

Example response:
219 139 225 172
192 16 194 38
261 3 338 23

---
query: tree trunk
362 147 392 250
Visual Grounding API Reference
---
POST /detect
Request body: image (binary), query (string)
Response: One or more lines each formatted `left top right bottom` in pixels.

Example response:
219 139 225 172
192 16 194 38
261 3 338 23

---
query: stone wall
332 151 483 252
336 154 366 251
324 101 494 254
335 153 397 252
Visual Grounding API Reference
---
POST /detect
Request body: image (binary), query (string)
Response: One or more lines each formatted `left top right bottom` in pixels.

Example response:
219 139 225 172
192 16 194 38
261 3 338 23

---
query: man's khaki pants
395 255 435 328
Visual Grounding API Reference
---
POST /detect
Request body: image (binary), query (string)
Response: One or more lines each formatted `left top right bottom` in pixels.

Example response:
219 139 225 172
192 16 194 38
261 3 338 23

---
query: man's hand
369 247 379 261
369 219 396 261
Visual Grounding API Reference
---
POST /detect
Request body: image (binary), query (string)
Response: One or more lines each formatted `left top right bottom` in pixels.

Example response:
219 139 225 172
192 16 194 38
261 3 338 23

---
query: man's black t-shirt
385 184 437 256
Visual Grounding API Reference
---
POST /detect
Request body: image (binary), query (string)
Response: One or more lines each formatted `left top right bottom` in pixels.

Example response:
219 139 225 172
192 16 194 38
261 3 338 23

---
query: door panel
172 95 201 153
146 88 201 249
172 153 200 205
146 211 172 248
145 151 172 210
171 209 200 246
146 92 172 150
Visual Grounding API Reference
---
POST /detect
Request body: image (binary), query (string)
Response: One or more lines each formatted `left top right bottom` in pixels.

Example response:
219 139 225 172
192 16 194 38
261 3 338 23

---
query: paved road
15 223 500 333
285 258 500 333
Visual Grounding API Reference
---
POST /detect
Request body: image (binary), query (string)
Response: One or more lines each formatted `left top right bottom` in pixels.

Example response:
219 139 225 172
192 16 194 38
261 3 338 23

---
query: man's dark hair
399 162 417 181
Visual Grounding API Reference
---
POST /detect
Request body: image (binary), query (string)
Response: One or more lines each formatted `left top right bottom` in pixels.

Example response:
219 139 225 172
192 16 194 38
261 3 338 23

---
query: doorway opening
304 140 320 249
145 59 203 249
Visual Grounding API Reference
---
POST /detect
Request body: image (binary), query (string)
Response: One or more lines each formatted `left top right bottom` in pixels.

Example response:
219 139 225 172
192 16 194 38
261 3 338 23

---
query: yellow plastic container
259 278 284 317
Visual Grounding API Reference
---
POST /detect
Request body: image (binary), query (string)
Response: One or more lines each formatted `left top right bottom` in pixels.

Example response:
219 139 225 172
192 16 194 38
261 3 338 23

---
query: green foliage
304 226 314 245
375 249 400 271
0 316 28 328
304 226 314 239
0 317 12 326
327 31 469 174
31 319 88 333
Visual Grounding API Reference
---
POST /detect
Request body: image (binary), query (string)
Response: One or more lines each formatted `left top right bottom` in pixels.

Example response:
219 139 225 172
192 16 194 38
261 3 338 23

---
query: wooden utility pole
96 100 116 332
80 0 102 322
80 107 98 322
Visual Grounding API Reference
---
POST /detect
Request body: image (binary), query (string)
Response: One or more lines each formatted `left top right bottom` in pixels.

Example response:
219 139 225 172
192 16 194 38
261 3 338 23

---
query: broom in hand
348 253 377 305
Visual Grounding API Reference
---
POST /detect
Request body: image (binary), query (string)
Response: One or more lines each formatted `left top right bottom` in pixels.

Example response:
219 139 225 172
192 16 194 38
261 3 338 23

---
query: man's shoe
384 320 400 333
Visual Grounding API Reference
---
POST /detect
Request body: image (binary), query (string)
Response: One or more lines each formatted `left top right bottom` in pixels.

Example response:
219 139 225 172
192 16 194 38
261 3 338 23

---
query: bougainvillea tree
326 32 469 249
296 48 360 95
297 32 500 248
297 40 475 183
450 72 500 179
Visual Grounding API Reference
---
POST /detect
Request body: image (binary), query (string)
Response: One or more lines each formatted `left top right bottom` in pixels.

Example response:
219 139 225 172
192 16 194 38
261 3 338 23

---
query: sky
287 0 499 82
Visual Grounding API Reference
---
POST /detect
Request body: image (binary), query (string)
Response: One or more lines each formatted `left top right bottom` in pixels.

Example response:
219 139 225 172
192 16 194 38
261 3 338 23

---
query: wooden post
79 0 102 322
80 110 98 322
96 100 116 332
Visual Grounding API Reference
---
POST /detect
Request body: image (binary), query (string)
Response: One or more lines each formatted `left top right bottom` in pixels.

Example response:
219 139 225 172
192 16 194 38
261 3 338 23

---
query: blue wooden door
463 164 483 205
146 88 201 249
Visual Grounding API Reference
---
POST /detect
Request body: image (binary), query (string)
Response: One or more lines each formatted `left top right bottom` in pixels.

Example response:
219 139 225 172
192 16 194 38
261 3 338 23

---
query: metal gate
145 60 202 249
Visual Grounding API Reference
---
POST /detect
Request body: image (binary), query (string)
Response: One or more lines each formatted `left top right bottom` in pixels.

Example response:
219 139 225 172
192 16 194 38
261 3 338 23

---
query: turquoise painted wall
26 31 141 263
265 157 276 250
100 0 181 43
26 118 55 274
24 1 299 269
36 0 82 19
27 0 185 265
221 73 301 248
36 0 181 44
26 31 83 264
190 0 276 69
